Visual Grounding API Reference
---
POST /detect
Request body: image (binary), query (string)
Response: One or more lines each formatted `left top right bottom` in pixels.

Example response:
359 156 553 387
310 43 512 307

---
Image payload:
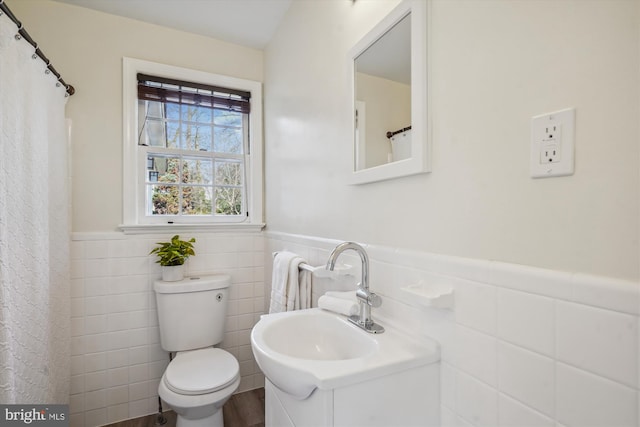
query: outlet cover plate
530 108 575 178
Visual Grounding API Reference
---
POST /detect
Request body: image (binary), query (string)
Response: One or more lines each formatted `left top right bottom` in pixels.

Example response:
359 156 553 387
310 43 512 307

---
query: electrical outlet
543 123 560 142
530 108 575 178
539 123 562 164
540 144 561 163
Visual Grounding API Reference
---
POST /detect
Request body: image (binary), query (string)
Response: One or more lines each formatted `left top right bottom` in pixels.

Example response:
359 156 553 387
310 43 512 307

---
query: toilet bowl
158 348 240 427
154 275 239 427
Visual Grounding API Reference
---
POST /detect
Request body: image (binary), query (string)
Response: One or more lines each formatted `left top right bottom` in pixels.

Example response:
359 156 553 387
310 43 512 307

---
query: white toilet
154 275 240 427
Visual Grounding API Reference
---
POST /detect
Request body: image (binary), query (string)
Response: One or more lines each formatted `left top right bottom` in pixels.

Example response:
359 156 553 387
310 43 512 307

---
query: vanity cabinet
265 363 439 427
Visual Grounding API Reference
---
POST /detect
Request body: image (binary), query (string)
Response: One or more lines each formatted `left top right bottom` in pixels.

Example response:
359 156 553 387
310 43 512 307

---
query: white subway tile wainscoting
69 232 265 427
265 231 640 427
68 229 639 427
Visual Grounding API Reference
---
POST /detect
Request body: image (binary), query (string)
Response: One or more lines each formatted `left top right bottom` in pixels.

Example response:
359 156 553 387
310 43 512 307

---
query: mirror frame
349 0 431 185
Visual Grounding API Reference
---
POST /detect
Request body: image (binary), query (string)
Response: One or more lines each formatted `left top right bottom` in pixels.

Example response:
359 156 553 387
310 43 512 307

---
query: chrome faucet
326 242 384 334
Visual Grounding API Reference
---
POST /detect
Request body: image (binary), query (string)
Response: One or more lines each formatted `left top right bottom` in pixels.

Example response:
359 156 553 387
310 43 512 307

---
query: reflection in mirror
354 13 411 170
349 0 430 185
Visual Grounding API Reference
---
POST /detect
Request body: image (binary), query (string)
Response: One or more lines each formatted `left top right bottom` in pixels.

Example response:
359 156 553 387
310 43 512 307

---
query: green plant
149 235 196 266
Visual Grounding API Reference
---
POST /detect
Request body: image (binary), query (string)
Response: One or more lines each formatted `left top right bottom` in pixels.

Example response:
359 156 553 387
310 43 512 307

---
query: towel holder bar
299 263 316 272
271 251 316 272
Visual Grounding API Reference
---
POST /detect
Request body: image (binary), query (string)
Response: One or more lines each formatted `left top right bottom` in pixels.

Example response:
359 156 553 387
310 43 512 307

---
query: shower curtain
0 14 70 404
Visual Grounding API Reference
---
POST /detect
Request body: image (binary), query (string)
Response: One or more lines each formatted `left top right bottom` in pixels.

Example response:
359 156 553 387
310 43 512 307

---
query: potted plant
149 235 196 282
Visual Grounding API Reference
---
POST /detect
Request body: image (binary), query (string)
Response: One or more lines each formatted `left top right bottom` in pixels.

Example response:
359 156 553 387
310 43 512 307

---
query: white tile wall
497 393 554 427
69 231 265 427
497 289 555 356
556 363 637 427
496 342 554 416
556 301 638 387
456 371 498 426
265 231 640 427
67 229 640 426
454 326 497 387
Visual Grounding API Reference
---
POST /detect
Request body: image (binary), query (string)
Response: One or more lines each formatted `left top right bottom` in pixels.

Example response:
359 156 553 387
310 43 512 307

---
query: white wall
11 0 264 233
264 0 640 281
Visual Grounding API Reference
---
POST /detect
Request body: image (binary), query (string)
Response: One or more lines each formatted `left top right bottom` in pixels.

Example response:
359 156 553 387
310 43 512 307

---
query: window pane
166 103 180 120
181 124 210 151
215 161 242 186
148 155 180 183
182 186 213 215
144 118 167 147
166 121 180 148
181 124 212 151
182 158 213 184
181 105 212 123
196 106 213 123
214 109 242 126
145 101 165 119
150 184 179 215
214 126 243 154
216 187 242 215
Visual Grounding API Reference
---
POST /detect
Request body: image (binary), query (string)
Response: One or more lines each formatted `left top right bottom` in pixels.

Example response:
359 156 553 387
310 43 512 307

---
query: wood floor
222 388 265 427
104 388 265 427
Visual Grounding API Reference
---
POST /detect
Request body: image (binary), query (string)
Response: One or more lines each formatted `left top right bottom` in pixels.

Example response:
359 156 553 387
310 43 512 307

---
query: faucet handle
368 292 383 308
356 287 383 308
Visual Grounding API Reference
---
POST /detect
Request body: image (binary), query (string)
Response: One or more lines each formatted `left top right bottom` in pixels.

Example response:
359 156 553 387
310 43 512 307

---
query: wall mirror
349 0 430 184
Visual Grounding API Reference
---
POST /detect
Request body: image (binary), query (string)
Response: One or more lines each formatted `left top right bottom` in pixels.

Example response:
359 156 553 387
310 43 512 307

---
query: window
138 74 249 218
122 58 263 232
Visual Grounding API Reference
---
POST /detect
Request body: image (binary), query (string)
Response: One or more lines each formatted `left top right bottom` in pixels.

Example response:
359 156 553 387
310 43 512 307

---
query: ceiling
51 0 293 49
355 13 410 85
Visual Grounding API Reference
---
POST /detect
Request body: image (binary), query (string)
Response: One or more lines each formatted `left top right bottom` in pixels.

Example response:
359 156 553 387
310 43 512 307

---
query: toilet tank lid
154 274 231 294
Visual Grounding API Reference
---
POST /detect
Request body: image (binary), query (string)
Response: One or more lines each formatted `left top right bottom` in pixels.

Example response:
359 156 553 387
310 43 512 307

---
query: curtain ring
14 34 21 40
32 43 38 59
56 82 61 87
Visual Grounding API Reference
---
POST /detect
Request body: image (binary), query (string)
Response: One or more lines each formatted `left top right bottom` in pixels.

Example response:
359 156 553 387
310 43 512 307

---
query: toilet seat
164 348 239 396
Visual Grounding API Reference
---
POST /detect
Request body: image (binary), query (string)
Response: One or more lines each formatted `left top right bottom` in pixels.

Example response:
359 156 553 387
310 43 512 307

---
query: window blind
137 73 251 114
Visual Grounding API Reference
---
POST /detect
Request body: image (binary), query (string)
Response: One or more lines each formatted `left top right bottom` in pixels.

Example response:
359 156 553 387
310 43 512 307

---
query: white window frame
120 57 264 234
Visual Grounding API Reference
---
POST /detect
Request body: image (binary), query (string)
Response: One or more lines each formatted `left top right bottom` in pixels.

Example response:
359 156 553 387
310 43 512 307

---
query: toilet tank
154 275 231 352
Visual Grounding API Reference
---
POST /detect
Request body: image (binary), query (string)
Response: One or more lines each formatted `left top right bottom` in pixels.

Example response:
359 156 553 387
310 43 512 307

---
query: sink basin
260 310 376 360
251 308 439 399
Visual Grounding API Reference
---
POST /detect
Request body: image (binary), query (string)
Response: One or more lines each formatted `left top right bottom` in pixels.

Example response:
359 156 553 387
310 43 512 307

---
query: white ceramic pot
162 265 184 282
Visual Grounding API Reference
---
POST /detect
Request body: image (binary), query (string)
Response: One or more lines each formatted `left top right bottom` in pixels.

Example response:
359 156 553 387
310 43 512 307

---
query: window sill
119 222 265 235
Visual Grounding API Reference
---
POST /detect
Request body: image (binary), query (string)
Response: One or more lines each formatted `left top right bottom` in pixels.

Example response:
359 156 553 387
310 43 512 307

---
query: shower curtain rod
0 0 75 96
386 125 411 139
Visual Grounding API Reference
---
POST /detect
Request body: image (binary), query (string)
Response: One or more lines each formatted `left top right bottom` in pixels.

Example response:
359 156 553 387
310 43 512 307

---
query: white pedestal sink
251 308 440 426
